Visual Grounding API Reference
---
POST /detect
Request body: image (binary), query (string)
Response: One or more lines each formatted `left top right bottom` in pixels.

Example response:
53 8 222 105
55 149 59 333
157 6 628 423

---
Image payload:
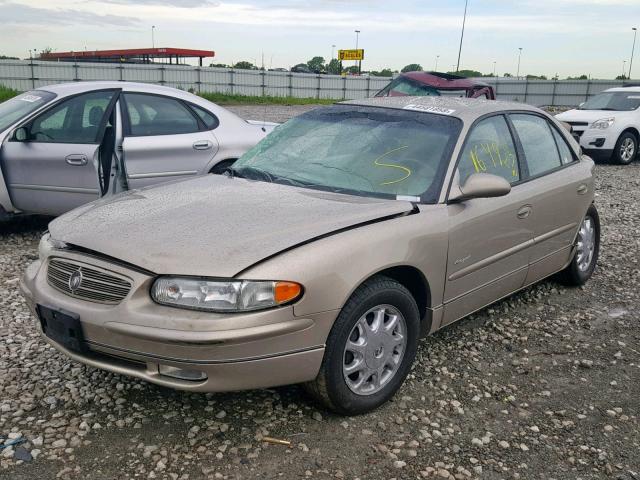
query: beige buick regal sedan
21 97 599 415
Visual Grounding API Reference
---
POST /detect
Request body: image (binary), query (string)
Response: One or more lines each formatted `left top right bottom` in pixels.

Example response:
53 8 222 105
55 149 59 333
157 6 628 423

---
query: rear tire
209 159 236 175
304 275 420 415
612 132 637 165
557 204 600 286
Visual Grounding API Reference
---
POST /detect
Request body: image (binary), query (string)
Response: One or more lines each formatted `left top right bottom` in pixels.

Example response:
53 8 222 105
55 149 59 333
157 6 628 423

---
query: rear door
1 89 119 215
120 92 219 189
508 113 593 284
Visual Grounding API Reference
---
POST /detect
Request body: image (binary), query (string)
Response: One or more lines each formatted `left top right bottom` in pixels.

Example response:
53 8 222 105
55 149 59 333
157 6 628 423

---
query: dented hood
49 175 414 277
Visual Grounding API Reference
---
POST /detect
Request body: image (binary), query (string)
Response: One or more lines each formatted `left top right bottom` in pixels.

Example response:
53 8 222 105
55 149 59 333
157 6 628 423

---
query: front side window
458 115 519 184
232 105 462 202
29 90 115 143
0 90 56 133
511 114 562 177
124 93 200 136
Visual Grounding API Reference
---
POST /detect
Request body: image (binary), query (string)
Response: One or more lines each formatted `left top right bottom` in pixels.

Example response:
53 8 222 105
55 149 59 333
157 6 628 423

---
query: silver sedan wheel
342 304 407 396
576 216 596 272
620 137 636 163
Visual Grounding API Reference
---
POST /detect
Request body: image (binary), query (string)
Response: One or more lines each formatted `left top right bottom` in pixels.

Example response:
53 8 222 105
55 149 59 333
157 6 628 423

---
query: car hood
556 109 632 124
49 175 414 277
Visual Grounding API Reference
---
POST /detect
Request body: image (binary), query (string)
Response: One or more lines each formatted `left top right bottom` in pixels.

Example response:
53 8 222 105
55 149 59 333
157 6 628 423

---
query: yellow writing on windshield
373 146 412 185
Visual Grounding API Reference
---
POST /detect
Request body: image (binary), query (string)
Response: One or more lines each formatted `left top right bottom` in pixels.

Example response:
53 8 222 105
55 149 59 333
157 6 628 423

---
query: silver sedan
0 82 277 217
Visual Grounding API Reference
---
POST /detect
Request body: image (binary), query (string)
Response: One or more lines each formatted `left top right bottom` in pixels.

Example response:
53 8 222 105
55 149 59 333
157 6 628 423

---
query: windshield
0 90 56 133
232 105 462 202
378 77 441 97
579 91 640 111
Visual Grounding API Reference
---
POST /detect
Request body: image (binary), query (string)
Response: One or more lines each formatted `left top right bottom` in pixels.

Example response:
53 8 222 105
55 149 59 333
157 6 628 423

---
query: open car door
1 89 121 216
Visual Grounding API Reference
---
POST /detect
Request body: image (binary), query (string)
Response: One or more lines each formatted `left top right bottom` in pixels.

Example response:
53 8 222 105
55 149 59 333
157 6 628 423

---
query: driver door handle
577 184 588 195
517 205 532 219
65 154 88 166
193 140 213 150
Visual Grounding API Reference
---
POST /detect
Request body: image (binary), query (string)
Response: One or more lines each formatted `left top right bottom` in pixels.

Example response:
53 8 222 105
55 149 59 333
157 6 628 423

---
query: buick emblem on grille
68 268 83 292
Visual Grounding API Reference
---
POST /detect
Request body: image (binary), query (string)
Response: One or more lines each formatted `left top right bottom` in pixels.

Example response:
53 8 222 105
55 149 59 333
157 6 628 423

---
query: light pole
354 30 361 74
516 47 523 79
456 0 469 72
435 55 440 71
493 61 497 77
152 25 156 49
331 44 336 60
623 60 627 79
629 27 637 79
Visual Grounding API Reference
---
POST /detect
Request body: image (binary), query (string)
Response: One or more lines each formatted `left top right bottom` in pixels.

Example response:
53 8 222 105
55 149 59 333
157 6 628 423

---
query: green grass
0 85 337 106
0 85 19 103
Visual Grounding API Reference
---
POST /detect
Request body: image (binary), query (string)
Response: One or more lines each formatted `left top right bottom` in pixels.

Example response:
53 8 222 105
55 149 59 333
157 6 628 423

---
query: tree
233 61 256 70
0 55 19 60
526 74 548 80
306 56 326 73
566 74 588 80
370 68 393 77
209 63 228 68
503 73 513 77
327 58 341 75
401 64 423 73
344 65 360 74
616 74 629 80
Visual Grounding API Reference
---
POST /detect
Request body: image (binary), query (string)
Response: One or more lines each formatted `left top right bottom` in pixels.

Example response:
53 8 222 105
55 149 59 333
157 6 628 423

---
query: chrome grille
47 258 132 305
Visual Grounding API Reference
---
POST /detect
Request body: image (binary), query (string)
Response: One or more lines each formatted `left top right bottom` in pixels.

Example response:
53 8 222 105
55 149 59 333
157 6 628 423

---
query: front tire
557 204 600 286
304 276 420 415
613 132 637 165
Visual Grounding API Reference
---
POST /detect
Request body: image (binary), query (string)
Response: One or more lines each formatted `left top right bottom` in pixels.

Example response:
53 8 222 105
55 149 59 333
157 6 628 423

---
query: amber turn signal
274 281 302 304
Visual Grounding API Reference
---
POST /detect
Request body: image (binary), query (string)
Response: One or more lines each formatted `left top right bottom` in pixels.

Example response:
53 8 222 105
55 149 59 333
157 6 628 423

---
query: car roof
605 86 640 93
401 71 492 89
341 96 542 122
35 81 200 102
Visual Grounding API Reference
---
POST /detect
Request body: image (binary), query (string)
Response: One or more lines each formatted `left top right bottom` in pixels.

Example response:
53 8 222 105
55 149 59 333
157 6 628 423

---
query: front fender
238 205 449 339
0 131 17 214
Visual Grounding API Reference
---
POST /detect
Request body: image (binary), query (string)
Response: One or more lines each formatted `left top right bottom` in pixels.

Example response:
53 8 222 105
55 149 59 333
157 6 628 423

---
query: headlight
151 277 303 312
590 117 615 129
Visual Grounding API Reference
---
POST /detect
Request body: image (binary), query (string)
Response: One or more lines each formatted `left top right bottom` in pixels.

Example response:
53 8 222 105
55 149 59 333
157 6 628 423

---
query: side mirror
14 127 29 142
449 173 511 202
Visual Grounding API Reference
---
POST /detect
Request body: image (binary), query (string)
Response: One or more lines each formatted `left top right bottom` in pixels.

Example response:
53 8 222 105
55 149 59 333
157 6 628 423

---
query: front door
442 114 533 325
120 92 219 189
1 89 119 215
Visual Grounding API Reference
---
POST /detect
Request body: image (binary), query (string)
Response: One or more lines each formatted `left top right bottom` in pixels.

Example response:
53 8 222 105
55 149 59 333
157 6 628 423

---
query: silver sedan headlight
590 117 615 129
151 277 303 312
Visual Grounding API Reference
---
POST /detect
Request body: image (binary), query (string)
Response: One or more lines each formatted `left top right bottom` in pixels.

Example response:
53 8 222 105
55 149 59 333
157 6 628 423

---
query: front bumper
582 148 613 163
20 253 337 392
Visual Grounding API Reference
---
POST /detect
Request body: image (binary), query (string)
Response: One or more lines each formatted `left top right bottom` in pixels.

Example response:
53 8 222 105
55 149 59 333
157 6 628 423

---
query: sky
2 0 640 79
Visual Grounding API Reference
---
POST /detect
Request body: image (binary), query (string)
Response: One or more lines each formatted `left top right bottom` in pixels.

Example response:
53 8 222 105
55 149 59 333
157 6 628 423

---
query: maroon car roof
402 71 491 89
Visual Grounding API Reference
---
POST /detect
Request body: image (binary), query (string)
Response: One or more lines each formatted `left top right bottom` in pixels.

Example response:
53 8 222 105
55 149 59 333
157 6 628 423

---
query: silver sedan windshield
0 90 56 133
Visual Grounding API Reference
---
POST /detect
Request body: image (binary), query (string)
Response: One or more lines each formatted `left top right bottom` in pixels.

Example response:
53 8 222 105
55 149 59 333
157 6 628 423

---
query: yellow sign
338 49 364 61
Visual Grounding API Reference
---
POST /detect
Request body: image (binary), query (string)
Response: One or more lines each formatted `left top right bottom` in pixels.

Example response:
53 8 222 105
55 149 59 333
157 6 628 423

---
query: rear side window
124 93 200 136
551 127 575 165
458 115 519 184
190 104 219 129
511 114 562 176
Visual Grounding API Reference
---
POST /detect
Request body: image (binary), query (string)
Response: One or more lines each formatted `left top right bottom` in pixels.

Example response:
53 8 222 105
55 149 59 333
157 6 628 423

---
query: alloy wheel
576 216 596 272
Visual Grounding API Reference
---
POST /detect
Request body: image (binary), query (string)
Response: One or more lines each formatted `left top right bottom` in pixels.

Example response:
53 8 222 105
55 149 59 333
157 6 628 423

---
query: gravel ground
0 105 639 480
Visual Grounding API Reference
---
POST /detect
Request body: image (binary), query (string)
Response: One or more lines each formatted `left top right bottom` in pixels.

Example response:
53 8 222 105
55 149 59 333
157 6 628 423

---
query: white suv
556 86 640 165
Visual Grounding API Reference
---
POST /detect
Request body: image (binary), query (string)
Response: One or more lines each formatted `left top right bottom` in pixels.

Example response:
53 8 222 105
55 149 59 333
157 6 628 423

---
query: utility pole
355 30 361 74
516 47 523 79
456 0 468 72
435 55 440 71
152 25 156 49
623 60 627 79
630 27 637 79
493 61 497 77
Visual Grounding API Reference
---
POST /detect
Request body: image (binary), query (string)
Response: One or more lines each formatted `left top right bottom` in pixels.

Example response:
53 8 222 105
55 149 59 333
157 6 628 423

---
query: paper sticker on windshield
19 94 42 103
627 95 640 99
403 104 455 115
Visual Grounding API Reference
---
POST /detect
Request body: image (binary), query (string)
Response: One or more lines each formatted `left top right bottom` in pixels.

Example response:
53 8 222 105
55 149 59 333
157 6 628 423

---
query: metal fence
0 59 631 106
